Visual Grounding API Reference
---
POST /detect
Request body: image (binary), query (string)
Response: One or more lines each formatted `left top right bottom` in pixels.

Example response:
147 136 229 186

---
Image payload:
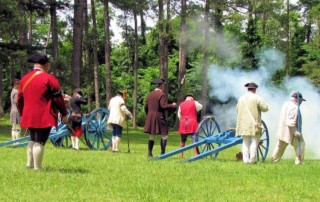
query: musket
297 91 301 162
65 122 87 146
127 118 130 153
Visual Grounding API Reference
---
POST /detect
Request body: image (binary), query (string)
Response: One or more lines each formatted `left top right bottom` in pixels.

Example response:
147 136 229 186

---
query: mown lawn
0 115 319 202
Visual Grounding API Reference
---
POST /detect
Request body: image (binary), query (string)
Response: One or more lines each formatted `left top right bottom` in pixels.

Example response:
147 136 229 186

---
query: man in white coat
271 92 306 165
236 82 269 163
107 90 133 152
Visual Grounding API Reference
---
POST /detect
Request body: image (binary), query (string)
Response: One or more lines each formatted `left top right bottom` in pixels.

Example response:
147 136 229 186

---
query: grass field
0 115 319 202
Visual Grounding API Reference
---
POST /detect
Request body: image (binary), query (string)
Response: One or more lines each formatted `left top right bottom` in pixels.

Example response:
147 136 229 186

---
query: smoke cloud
208 48 320 160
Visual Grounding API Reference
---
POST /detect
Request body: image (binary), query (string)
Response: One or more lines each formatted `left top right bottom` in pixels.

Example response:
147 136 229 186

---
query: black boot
160 139 167 155
148 140 154 157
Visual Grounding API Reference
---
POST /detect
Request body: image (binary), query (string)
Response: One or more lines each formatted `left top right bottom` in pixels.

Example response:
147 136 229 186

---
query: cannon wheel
84 108 112 150
51 130 72 148
257 120 269 162
51 110 72 148
197 116 221 159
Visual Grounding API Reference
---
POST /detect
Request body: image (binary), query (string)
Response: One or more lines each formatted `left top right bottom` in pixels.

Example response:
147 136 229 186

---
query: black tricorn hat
244 82 258 89
72 88 83 96
291 92 306 101
27 54 50 65
150 78 165 85
13 79 20 84
184 94 194 100
117 90 124 96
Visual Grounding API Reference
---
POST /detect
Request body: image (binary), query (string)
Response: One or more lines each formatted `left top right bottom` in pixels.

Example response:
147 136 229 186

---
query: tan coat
107 95 132 128
277 100 300 144
10 88 20 124
236 92 269 136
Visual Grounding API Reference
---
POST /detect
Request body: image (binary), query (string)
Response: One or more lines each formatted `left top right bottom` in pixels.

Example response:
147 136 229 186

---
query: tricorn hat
117 90 124 96
291 92 306 101
244 82 258 89
27 54 50 65
72 88 82 96
184 93 194 100
150 78 165 85
13 79 20 84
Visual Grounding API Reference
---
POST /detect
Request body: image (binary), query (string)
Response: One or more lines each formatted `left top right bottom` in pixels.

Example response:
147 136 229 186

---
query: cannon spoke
84 108 111 150
256 120 269 162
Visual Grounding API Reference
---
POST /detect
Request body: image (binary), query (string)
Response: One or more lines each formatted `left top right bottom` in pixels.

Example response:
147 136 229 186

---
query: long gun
297 91 301 161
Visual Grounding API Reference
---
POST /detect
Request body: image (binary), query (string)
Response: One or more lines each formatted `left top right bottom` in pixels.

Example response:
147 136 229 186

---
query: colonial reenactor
144 79 177 157
69 88 87 150
177 94 203 157
10 79 21 144
107 90 133 152
17 54 68 170
236 82 269 164
271 92 306 165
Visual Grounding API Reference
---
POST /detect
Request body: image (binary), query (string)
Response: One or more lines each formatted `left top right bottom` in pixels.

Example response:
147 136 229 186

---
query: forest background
0 0 320 128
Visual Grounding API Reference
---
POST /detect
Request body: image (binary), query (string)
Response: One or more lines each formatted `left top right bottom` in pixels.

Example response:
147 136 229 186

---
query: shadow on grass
43 166 90 174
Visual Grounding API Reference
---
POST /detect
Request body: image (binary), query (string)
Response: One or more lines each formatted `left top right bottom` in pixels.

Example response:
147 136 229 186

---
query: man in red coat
178 94 203 157
144 79 176 157
17 54 68 170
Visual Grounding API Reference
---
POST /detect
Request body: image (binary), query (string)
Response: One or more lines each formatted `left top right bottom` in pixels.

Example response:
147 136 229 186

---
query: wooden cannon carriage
153 116 269 162
0 108 112 150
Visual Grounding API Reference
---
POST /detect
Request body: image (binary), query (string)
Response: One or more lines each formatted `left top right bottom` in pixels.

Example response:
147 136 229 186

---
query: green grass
0 115 319 202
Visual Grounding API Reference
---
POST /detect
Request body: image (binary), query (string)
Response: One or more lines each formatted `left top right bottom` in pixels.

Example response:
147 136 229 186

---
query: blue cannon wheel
51 110 72 148
50 125 72 148
197 115 221 159
257 120 269 162
84 108 112 150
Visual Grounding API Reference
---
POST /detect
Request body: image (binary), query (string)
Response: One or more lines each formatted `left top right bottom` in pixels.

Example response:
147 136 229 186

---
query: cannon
153 116 269 162
0 108 112 150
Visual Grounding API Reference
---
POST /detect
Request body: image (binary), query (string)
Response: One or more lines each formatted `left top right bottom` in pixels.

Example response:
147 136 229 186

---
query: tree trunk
84 0 92 112
18 0 28 75
133 9 139 128
158 0 168 95
140 10 146 45
261 0 268 36
28 11 33 46
0 64 4 117
201 0 210 117
91 0 100 108
50 2 58 76
165 0 171 96
177 0 187 104
71 0 84 88
103 0 112 107
285 0 289 79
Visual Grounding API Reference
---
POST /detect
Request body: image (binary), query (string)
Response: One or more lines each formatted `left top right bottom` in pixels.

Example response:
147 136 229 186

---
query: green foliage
299 44 320 87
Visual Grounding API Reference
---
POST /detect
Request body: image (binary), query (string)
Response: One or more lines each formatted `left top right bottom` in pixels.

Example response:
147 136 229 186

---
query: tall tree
84 0 92 112
71 0 84 88
49 1 58 75
201 0 210 117
133 5 139 128
0 62 4 117
47 0 70 76
177 0 187 103
285 0 290 79
91 0 101 108
103 0 112 106
158 0 168 95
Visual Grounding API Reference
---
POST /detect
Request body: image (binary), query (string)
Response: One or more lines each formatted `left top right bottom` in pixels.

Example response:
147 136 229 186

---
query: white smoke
208 48 320 160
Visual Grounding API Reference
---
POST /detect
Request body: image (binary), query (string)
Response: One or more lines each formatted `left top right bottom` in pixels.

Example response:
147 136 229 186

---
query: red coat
178 100 198 134
144 89 175 135
17 70 68 129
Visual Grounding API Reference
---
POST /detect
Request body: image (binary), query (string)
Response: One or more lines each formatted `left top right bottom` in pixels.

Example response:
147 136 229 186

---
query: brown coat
144 89 175 135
